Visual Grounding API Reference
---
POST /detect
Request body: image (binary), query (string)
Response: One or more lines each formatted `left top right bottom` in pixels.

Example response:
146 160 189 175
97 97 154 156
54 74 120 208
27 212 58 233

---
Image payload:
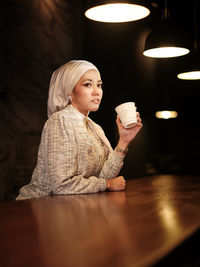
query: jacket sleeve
98 150 124 180
41 115 107 195
94 124 124 180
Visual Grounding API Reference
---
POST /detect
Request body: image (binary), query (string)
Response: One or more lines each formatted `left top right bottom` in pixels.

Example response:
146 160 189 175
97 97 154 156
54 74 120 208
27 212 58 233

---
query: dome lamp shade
143 19 190 58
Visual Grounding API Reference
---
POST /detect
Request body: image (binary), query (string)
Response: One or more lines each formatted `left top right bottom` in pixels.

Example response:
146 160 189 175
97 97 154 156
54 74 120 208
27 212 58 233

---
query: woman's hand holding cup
115 102 143 152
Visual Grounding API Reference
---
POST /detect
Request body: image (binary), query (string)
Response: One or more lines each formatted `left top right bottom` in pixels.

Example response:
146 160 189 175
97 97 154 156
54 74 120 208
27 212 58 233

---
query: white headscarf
47 60 98 117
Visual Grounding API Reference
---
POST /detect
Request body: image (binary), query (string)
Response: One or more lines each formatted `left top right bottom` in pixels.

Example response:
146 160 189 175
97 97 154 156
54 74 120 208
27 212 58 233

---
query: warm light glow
155 110 178 119
85 3 150 23
143 47 190 58
177 71 200 80
152 176 182 236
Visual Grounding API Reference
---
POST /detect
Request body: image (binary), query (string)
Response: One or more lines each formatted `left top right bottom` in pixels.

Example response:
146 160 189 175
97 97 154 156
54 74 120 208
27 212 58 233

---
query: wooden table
0 175 200 267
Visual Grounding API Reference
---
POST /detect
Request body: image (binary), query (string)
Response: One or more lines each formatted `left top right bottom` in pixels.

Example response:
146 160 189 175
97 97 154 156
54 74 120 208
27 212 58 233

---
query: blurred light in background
155 110 178 119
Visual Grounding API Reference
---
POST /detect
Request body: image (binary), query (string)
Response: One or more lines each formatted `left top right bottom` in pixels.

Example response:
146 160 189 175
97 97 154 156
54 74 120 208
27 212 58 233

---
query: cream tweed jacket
16 105 124 200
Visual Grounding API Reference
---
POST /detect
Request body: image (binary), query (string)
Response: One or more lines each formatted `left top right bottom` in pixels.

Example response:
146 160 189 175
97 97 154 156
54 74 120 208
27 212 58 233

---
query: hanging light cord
194 0 198 52
164 0 168 19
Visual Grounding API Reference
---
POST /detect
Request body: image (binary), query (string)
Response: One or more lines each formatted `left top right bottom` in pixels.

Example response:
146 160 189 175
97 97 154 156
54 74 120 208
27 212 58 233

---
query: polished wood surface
1 175 200 267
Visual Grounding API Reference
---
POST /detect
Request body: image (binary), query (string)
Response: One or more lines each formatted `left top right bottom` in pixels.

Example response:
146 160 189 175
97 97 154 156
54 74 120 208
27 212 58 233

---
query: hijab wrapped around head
47 60 98 117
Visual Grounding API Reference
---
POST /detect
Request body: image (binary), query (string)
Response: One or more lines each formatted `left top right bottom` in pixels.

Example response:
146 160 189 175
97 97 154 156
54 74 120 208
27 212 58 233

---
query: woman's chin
90 103 100 111
89 107 100 112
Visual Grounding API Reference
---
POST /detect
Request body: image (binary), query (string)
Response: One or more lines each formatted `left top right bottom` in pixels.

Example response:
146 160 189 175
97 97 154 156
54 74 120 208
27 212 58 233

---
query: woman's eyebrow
83 79 92 82
83 79 102 83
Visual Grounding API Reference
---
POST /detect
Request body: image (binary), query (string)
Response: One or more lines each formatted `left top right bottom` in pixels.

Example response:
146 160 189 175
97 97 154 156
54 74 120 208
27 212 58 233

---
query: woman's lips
92 99 100 104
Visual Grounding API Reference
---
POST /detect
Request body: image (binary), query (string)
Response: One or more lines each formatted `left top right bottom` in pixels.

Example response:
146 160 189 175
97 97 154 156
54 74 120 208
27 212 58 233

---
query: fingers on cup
116 115 123 125
136 111 140 117
136 112 142 123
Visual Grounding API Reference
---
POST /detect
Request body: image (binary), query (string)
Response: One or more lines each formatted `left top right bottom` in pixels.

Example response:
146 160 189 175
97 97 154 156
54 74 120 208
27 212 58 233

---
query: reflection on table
0 175 200 267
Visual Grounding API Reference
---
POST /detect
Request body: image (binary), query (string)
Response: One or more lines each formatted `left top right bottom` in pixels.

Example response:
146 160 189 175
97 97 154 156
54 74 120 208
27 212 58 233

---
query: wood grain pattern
0 174 200 267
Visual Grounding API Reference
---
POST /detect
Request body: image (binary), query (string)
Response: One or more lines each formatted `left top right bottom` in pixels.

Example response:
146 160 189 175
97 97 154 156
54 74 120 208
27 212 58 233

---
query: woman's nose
93 86 100 95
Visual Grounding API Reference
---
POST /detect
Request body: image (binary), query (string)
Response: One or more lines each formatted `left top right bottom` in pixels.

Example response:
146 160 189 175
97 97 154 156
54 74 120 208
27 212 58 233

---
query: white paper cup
115 102 137 128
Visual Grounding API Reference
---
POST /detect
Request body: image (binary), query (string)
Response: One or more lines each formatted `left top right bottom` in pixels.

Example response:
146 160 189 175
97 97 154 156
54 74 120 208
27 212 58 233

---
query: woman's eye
98 83 103 89
84 83 91 87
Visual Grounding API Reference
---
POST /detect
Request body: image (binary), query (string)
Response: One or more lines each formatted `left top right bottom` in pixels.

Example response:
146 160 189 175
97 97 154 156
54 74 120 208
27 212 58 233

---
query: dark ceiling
83 0 200 124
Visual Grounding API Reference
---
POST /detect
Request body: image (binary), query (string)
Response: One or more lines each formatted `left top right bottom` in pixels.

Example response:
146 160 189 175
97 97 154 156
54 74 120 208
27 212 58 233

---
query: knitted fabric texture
16 106 124 200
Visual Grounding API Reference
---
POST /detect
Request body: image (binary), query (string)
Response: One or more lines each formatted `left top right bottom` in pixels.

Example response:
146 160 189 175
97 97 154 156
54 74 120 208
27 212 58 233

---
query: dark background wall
83 1 200 180
0 0 200 202
0 0 84 201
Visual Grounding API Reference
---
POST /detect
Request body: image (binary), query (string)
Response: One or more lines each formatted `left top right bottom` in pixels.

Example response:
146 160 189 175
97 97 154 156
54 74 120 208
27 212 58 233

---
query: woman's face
70 69 103 116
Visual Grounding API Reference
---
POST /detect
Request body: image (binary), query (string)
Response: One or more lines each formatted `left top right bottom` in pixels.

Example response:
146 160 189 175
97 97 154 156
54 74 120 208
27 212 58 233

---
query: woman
16 60 142 200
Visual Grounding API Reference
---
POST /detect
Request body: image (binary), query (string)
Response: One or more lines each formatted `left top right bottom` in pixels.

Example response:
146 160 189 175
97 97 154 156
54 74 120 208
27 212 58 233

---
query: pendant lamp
143 0 190 58
177 70 200 80
177 0 200 80
177 55 200 80
155 71 178 120
155 101 178 119
84 0 150 23
155 110 178 119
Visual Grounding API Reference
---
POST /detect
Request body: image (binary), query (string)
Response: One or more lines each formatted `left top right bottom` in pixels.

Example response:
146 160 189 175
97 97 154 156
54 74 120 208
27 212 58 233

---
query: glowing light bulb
177 71 200 80
85 3 150 23
143 47 190 58
155 111 178 119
